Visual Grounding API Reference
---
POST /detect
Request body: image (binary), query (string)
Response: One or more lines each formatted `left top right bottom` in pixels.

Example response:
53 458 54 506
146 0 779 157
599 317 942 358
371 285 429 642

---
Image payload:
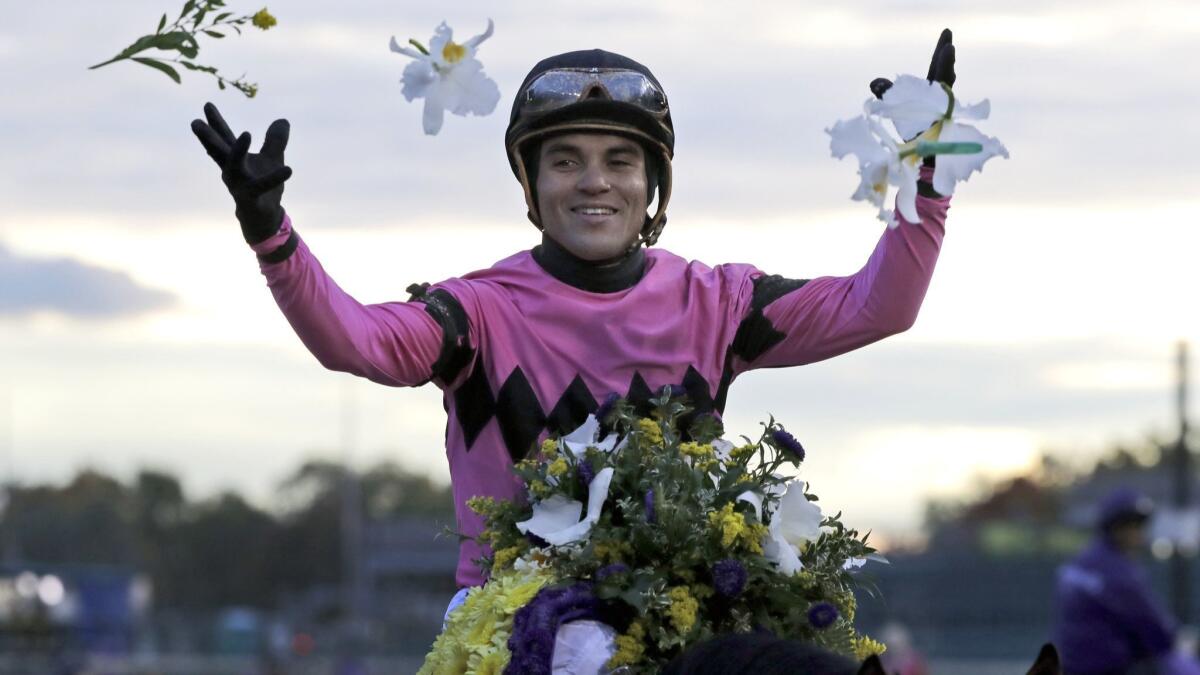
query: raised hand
868 29 956 177
191 102 293 244
870 28 956 101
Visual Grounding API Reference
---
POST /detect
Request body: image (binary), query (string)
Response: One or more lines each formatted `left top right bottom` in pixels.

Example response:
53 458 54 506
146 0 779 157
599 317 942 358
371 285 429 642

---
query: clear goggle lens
521 68 668 116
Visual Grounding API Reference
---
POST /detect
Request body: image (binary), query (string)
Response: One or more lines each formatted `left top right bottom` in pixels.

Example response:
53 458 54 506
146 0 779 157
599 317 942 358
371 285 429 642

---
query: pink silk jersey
251 189 950 587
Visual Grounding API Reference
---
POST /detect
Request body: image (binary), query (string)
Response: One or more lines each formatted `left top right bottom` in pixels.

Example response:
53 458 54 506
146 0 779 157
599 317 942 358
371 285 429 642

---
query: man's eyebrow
607 144 641 157
542 141 582 155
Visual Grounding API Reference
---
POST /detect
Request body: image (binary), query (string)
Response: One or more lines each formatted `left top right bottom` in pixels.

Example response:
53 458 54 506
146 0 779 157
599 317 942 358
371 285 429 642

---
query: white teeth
577 207 616 215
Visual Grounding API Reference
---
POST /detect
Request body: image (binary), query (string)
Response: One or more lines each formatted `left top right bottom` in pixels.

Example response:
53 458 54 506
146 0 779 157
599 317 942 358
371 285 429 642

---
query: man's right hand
191 102 293 244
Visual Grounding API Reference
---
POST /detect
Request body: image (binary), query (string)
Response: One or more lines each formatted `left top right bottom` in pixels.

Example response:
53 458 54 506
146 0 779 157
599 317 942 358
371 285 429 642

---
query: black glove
191 102 293 245
870 28 956 102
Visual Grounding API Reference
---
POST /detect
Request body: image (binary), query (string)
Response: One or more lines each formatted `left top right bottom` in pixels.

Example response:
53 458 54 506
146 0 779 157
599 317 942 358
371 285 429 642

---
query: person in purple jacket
1053 488 1180 674
192 33 956 593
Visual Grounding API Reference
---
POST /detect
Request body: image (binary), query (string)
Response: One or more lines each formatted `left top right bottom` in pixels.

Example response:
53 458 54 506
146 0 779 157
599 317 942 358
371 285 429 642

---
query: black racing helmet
505 49 675 247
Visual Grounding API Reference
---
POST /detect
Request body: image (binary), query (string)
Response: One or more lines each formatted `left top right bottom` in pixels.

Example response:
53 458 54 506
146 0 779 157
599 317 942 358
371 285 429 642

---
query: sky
2 0 1199 544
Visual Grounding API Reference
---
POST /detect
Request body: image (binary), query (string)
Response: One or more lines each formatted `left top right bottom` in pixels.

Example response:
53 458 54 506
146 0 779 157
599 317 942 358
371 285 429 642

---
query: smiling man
191 38 956 594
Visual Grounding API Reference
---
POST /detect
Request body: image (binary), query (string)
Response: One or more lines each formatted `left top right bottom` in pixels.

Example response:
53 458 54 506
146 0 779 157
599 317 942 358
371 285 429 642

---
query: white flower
560 414 621 458
828 73 1008 226
389 19 500 135
866 75 1008 198
552 620 617 675
762 481 824 576
516 467 615 546
827 114 921 227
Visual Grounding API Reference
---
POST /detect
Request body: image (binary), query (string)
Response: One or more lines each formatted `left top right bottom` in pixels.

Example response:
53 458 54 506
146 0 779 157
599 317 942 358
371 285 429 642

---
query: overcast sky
2 0 1198 543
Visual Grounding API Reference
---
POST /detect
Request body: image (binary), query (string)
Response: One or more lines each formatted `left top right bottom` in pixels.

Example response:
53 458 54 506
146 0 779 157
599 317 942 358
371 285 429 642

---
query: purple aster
770 429 806 463
644 489 656 524
712 558 748 598
595 563 630 581
577 459 596 491
807 601 839 630
506 583 600 675
595 392 621 424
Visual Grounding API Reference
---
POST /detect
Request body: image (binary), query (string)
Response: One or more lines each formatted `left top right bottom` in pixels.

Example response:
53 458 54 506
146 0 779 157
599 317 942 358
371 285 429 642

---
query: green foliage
468 392 882 672
89 0 275 97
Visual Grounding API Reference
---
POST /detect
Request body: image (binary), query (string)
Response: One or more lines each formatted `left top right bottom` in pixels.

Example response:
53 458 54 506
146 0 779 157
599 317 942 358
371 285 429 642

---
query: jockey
191 34 955 591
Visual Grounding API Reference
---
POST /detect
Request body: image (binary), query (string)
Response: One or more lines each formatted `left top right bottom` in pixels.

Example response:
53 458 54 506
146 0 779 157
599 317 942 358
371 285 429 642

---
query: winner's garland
420 391 887 674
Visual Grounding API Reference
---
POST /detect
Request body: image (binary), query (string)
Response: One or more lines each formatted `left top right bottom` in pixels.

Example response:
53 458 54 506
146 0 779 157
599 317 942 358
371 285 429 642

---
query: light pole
1172 340 1192 623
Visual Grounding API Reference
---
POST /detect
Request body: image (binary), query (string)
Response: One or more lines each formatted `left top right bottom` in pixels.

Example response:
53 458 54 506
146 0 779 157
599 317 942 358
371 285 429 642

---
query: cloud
0 244 175 319
1 0 1196 229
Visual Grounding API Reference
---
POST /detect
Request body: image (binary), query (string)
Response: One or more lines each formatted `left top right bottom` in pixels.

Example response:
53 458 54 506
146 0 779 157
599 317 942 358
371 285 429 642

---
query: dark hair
661 633 861 675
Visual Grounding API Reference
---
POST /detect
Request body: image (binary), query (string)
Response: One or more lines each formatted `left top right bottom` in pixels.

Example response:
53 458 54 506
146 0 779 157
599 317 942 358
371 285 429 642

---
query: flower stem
899 141 984 160
408 38 430 56
940 81 955 120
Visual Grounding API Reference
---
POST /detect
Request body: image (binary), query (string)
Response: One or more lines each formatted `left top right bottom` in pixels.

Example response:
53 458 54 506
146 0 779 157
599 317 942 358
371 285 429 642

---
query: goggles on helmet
519 67 668 117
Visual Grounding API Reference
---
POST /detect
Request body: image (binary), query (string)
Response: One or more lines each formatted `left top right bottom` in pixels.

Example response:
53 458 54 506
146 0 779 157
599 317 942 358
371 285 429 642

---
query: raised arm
191 103 460 387
729 30 956 373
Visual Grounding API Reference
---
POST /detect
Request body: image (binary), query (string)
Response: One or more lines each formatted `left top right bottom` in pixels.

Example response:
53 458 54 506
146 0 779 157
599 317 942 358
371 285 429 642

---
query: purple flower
506 583 600 675
712 558 747 598
771 429 806 463
577 459 596 491
595 563 630 581
595 392 620 424
644 489 656 523
807 601 839 629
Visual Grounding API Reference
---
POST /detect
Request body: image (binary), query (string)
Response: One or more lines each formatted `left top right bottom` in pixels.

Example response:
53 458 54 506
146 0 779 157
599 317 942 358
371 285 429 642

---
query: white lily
828 73 1008 226
827 114 920 227
762 481 824 576
560 414 621 458
388 19 500 135
866 74 1008 198
516 468 615 546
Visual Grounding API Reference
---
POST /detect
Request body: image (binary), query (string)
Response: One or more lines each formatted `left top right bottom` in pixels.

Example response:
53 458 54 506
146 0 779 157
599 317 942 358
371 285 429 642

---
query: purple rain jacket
1054 537 1176 674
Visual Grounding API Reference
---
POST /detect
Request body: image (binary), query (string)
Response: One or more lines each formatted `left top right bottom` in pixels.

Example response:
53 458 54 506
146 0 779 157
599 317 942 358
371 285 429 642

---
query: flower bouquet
420 390 886 674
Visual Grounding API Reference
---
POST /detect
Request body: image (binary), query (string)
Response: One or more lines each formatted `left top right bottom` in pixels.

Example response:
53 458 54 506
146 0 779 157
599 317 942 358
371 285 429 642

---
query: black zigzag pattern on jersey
715 274 809 411
452 366 720 462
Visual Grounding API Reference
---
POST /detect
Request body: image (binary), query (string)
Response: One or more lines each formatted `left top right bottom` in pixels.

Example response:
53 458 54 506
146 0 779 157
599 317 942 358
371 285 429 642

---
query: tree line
0 461 453 610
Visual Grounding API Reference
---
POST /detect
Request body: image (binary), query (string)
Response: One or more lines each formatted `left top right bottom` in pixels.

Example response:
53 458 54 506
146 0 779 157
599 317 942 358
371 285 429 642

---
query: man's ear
1026 643 1062 675
857 654 887 675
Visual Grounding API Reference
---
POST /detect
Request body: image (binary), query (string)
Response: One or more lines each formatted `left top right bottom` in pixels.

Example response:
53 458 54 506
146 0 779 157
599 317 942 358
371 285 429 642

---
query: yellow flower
593 540 632 563
491 546 521 571
467 496 497 516
853 634 888 660
540 438 559 457
469 646 509 675
607 621 646 669
636 418 663 447
529 480 551 498
794 570 817 590
731 444 757 461
548 457 569 478
251 8 277 30
679 442 714 459
499 575 547 615
420 570 552 674
839 592 858 623
707 503 765 553
666 586 698 634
